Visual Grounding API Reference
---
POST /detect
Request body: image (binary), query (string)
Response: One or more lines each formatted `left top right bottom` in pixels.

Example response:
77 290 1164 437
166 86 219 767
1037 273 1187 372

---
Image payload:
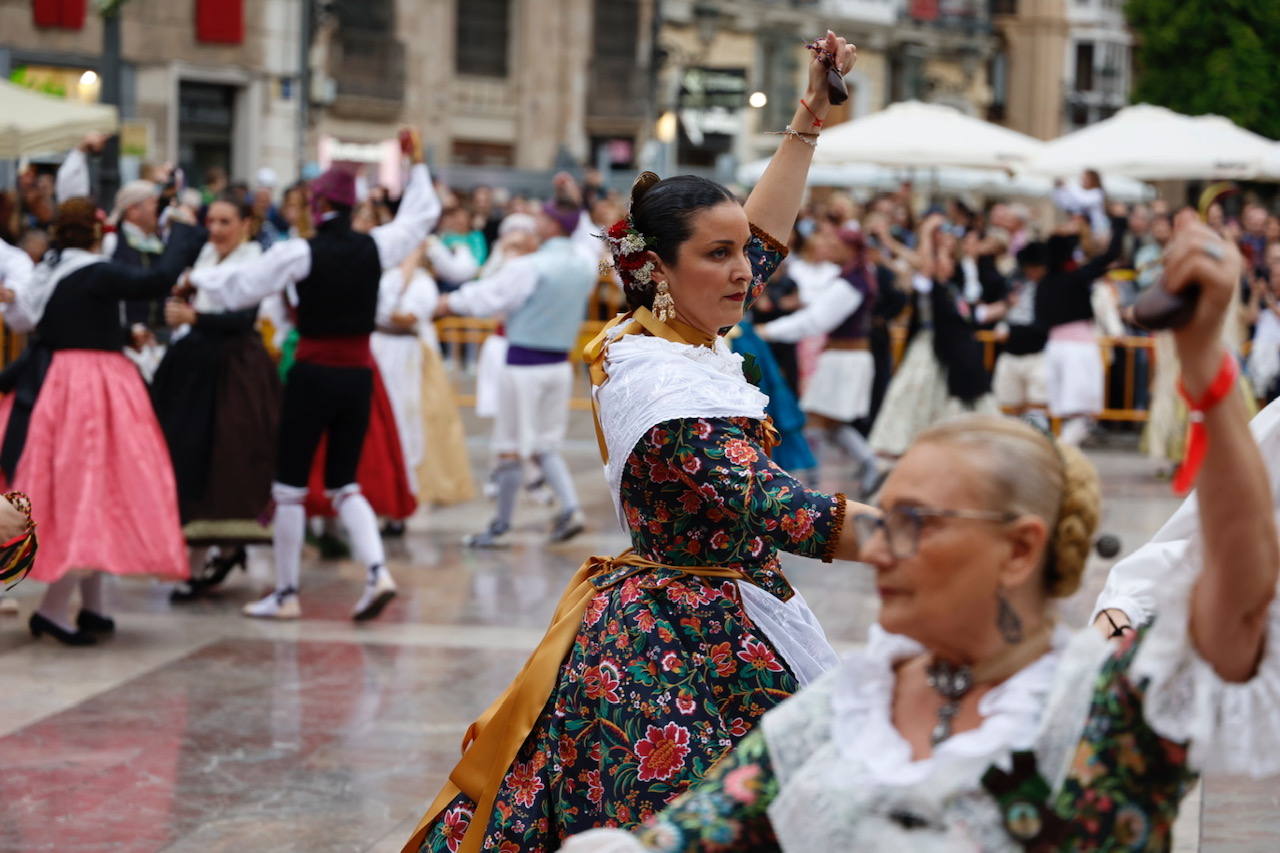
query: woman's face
205 201 246 255
654 201 754 335
861 442 1044 657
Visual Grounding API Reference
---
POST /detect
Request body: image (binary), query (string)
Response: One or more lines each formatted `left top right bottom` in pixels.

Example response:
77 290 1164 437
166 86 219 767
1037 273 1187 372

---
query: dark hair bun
630 171 662 208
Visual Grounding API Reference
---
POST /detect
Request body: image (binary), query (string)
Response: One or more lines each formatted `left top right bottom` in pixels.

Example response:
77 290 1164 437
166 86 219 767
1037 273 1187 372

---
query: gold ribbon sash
582 307 718 466
402 550 750 853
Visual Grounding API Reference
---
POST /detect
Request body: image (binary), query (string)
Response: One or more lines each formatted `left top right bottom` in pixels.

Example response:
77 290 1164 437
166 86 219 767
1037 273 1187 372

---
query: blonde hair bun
915 414 1101 599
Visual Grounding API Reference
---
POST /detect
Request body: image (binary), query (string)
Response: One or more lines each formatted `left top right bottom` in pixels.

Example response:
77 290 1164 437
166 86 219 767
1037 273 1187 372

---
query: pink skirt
1 351 188 583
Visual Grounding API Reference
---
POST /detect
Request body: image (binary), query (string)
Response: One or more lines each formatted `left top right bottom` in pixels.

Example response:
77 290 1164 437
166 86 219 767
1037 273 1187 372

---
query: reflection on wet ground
0 411 1271 851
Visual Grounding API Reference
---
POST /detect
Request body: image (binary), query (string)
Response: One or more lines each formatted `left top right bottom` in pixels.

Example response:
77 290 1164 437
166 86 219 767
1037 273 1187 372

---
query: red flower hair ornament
600 216 656 290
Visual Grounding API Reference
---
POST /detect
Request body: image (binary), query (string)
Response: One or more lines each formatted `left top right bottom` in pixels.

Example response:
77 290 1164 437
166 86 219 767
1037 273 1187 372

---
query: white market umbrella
1029 104 1280 181
736 159 1155 203
0 78 119 159
812 100 1044 171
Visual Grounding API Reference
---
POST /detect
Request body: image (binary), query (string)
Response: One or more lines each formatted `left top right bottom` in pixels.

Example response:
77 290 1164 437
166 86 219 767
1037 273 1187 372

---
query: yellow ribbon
402 550 750 853
582 307 717 466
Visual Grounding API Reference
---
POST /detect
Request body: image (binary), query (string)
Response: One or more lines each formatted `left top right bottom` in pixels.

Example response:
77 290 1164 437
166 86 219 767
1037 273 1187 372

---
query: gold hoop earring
652 280 675 323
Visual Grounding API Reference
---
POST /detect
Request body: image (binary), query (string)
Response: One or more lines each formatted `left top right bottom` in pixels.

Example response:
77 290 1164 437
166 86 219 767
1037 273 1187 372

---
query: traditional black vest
828 265 876 341
296 215 381 337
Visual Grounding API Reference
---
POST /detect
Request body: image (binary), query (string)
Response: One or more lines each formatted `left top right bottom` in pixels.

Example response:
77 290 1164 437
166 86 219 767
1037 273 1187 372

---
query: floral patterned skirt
418 568 800 852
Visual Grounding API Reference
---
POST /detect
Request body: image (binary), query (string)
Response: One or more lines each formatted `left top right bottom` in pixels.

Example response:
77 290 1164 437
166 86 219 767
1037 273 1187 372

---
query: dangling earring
996 589 1023 644
652 280 675 323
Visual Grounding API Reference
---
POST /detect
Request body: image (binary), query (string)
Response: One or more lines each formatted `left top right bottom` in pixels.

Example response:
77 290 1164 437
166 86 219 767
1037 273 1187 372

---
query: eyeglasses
852 506 1019 560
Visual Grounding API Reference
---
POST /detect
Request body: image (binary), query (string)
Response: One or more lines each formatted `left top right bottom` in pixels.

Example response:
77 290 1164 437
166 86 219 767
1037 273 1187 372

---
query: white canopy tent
735 159 1156 203
0 78 118 159
811 100 1044 171
1028 104 1280 181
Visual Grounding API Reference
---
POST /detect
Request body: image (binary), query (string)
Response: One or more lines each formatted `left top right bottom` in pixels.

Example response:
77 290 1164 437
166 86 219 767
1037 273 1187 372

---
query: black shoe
381 520 406 538
76 610 116 635
29 612 97 646
169 580 209 603
201 546 248 588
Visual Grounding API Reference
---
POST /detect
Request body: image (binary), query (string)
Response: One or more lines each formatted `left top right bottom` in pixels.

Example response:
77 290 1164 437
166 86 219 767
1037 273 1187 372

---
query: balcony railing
329 29 406 120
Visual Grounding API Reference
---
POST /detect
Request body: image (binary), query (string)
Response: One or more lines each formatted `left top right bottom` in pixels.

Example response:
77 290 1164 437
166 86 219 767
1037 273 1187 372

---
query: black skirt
152 320 281 528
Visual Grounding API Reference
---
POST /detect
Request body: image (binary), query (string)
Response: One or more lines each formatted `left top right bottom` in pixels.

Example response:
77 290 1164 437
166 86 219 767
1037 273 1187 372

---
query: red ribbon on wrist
799 99 824 128
1172 350 1238 495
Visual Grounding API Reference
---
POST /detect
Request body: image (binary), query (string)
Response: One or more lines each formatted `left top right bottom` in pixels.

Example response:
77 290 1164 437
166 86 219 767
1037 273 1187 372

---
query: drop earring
996 589 1024 644
652 280 675 323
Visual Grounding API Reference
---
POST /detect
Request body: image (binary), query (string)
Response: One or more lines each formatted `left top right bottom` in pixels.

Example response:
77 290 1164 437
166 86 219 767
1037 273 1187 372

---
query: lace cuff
749 223 789 259
821 493 848 564
1131 564 1280 778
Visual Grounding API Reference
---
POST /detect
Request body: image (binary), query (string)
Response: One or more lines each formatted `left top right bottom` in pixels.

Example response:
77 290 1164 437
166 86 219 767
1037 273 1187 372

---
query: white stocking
37 574 79 632
80 572 109 616
332 486 385 574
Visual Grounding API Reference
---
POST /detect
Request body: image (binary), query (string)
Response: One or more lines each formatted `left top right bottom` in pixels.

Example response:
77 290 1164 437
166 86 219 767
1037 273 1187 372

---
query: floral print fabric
418 415 843 852
604 629 1201 852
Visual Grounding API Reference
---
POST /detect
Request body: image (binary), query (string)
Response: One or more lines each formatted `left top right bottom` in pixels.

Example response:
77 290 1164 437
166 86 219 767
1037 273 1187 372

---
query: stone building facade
0 0 303 187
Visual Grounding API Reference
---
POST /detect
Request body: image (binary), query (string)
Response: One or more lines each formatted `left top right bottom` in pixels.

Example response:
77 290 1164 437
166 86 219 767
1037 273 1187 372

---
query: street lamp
692 2 722 46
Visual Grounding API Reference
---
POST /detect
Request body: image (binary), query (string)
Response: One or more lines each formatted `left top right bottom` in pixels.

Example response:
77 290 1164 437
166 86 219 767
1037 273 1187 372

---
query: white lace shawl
759 625 1069 851
594 327 767 523
594 326 839 687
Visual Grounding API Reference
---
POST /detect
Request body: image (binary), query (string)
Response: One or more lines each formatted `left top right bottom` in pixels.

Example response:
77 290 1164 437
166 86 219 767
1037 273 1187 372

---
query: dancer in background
1036 214 1127 446
0 199 203 645
184 129 440 621
369 240 474 528
437 200 597 547
151 193 280 601
758 228 880 497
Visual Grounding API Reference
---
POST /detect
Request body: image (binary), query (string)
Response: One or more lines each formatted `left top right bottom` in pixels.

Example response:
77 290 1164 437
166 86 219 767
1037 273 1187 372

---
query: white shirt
188 163 441 310
787 258 842 306
1052 183 1110 237
0 240 35 332
759 277 863 343
55 148 90 204
446 255 538 318
426 238 479 285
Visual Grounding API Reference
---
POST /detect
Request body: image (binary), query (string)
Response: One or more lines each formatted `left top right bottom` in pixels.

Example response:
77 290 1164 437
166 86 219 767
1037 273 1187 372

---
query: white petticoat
800 349 874 422
869 332 997 457
1045 337 1104 417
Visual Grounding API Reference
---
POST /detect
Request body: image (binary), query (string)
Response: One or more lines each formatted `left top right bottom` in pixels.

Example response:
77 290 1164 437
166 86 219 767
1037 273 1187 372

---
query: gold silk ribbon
402 550 751 853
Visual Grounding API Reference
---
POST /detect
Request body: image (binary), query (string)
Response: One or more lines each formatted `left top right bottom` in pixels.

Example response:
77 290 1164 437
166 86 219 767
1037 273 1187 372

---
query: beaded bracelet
771 125 820 148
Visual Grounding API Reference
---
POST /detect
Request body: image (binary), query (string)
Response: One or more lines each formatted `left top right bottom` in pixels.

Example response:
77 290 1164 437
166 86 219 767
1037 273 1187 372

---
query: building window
1074 41 1094 92
987 46 1008 122
32 0 86 29
451 140 514 166
456 0 511 77
196 0 244 44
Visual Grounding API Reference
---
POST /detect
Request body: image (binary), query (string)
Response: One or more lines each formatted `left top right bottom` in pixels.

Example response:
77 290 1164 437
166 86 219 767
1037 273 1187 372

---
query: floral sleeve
748 224 788 284
629 728 781 852
623 417 845 576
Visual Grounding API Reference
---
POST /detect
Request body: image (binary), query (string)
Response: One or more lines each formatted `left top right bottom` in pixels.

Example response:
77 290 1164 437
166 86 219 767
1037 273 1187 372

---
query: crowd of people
0 27 1279 853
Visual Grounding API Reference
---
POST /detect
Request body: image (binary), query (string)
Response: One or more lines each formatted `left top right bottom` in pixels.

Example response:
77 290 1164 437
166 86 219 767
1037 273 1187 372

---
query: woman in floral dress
565 219 1280 852
404 33 863 853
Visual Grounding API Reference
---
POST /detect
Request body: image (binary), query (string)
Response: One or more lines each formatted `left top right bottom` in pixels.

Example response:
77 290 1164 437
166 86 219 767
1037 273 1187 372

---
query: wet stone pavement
0 405 1275 851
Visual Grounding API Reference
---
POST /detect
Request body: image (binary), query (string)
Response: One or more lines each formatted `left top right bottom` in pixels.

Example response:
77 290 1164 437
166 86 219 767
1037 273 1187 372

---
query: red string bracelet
1172 350 1238 495
799 98 824 128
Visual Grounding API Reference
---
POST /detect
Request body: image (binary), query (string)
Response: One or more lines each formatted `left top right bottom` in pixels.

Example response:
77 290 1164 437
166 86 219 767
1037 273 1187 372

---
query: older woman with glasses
564 219 1280 851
